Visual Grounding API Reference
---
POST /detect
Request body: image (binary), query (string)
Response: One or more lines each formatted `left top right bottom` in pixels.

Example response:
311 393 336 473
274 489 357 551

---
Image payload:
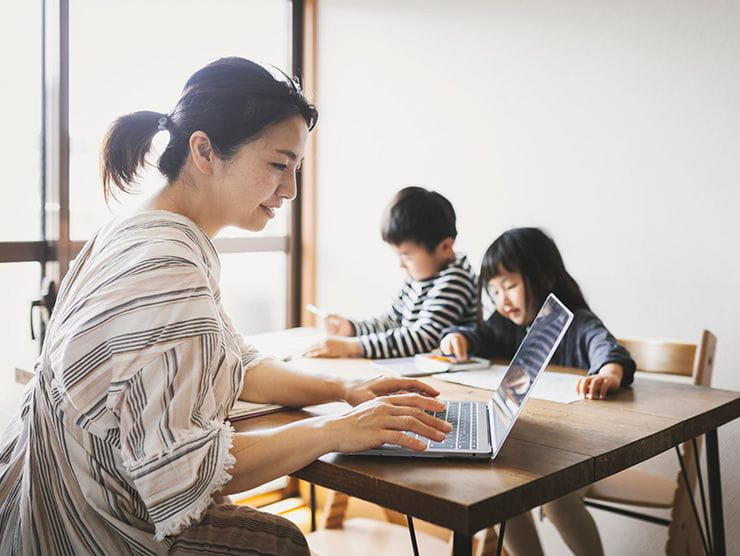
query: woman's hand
342 375 441 406
323 314 354 336
324 394 452 453
440 333 469 361
576 363 624 399
304 337 363 358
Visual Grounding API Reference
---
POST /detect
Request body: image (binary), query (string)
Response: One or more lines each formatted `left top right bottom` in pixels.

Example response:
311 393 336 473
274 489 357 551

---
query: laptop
351 293 574 459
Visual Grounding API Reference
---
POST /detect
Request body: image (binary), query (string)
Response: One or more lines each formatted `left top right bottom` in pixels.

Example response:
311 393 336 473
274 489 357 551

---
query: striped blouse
0 211 268 555
350 256 477 358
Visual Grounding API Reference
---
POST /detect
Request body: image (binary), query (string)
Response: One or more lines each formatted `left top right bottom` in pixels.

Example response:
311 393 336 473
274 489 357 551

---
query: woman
0 57 451 555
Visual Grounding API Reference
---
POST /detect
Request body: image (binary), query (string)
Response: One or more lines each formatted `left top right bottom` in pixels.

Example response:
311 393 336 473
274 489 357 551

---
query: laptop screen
489 294 574 458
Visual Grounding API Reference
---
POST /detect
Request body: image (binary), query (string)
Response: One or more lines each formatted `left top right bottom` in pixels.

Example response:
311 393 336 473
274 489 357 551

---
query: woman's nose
280 172 298 201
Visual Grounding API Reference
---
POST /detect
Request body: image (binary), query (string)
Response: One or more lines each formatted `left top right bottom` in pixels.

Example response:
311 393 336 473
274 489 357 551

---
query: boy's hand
323 314 354 336
440 333 469 361
576 363 623 399
304 336 363 358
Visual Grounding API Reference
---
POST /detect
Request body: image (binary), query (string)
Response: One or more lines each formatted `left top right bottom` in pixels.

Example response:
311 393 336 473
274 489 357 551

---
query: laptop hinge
487 398 497 459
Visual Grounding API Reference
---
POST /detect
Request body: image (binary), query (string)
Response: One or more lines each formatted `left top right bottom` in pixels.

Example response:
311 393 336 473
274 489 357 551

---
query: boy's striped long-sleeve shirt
349 255 478 358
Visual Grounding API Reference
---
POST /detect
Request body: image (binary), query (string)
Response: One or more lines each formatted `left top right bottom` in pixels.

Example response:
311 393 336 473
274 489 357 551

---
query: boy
305 186 478 359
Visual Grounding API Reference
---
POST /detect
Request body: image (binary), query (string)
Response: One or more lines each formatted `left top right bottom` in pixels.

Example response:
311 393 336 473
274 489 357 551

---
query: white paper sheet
434 367 583 404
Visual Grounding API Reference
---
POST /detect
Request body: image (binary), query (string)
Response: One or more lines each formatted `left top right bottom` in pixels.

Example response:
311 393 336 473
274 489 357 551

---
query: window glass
69 0 291 240
0 1 42 241
0 264 42 420
218 251 287 334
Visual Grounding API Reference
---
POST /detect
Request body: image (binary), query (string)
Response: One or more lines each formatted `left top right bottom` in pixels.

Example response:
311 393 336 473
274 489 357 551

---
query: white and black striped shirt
0 211 268 554
350 256 477 358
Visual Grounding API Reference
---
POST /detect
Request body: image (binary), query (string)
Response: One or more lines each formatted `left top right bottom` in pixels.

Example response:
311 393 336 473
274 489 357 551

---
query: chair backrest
619 330 717 555
618 330 716 387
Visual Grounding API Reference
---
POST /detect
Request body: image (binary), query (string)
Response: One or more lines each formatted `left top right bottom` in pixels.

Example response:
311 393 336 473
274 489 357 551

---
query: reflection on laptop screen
490 294 573 457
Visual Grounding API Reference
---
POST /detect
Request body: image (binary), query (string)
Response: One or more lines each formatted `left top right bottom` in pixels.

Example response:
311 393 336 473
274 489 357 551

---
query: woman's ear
189 131 215 176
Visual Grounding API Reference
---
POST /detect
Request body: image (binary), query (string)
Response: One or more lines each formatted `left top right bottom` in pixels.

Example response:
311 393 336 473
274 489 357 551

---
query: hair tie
157 116 168 131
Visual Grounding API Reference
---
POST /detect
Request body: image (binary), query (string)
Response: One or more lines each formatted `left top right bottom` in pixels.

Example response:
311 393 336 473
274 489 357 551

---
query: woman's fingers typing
373 377 441 398
381 392 446 413
329 394 451 453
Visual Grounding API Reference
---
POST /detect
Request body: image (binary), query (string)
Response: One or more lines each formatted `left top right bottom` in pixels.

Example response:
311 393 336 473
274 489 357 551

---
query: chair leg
476 527 500 556
676 446 711 555
692 437 714 555
321 490 349 530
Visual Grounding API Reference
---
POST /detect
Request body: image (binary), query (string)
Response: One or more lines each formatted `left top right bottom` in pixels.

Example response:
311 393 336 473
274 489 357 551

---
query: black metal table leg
453 532 473 555
309 482 316 532
496 521 507 556
406 516 420 556
706 428 725 556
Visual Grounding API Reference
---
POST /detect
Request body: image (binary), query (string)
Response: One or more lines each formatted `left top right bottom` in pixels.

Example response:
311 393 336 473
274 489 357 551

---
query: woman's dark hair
100 57 318 201
380 186 457 252
480 227 590 318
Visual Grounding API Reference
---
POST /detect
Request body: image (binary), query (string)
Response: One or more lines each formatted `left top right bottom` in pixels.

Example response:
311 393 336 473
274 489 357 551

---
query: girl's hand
576 374 621 400
304 336 363 358
323 314 354 336
325 394 452 453
440 333 469 361
342 376 441 406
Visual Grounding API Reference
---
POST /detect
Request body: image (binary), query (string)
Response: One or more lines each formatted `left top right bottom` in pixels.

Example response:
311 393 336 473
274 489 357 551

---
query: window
68 0 292 240
0 0 43 374
0 0 307 377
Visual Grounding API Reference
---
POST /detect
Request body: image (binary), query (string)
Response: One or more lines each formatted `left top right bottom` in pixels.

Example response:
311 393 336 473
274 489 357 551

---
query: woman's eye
271 162 288 171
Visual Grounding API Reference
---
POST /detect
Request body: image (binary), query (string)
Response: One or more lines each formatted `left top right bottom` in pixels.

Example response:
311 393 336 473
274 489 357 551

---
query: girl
0 57 451 555
440 227 635 556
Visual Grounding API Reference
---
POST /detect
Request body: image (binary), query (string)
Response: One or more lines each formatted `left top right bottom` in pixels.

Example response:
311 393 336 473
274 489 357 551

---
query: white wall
314 1 740 554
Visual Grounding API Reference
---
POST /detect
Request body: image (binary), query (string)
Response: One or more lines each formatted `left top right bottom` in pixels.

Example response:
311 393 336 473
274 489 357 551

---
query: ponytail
100 110 165 201
98 57 318 204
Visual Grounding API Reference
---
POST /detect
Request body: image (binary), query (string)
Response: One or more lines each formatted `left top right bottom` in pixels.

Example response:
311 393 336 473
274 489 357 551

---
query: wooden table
238 330 740 555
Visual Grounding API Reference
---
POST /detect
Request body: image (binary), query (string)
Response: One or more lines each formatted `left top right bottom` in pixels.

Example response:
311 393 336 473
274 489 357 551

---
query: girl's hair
100 57 318 201
480 227 590 318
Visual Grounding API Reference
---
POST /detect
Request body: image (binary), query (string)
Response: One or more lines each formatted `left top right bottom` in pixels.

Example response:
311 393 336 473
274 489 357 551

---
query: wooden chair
584 330 717 555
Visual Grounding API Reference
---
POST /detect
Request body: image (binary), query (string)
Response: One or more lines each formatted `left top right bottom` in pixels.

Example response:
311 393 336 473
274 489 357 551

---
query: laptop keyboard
406 401 479 451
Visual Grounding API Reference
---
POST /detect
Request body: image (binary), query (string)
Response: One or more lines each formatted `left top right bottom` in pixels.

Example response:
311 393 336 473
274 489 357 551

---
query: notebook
350 293 573 459
372 354 490 377
414 354 491 373
227 400 285 421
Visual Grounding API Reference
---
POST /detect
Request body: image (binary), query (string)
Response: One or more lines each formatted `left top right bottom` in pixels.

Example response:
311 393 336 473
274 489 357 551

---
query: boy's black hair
380 186 457 252
480 227 590 319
